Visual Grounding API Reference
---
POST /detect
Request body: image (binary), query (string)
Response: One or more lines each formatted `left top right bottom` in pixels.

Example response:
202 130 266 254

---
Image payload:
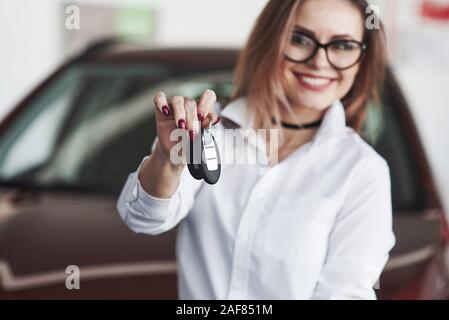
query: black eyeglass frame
284 31 368 71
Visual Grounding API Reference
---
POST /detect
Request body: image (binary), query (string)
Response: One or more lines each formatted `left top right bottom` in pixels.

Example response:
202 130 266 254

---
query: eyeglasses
284 29 367 70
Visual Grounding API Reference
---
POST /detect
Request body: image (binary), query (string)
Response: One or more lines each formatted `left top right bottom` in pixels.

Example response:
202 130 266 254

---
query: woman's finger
197 89 217 123
201 112 220 128
171 97 187 129
153 91 170 120
184 98 199 140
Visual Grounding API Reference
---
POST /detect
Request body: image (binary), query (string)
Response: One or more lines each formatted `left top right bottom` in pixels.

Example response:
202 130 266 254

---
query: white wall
385 0 449 211
0 0 267 119
0 0 62 119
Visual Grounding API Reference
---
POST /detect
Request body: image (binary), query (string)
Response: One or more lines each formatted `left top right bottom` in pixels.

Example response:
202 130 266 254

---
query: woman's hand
153 90 221 163
137 90 221 199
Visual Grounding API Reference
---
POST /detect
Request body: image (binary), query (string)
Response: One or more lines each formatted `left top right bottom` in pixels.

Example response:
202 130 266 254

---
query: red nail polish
189 129 195 141
178 119 186 129
212 116 221 125
162 105 169 116
197 113 204 122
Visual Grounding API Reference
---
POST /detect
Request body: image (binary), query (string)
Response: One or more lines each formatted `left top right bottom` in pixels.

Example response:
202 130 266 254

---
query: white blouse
116 97 396 300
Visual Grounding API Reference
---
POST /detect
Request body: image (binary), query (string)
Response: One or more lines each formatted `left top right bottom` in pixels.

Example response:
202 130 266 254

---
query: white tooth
300 76 330 86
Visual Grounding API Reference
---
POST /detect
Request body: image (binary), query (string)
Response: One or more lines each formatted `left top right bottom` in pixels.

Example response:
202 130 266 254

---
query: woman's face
283 0 365 112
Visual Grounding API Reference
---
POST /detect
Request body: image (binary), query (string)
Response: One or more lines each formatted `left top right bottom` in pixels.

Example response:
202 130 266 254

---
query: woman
117 0 395 299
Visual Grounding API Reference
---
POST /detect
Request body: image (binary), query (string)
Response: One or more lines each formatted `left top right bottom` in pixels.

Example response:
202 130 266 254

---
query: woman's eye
331 41 358 51
291 34 313 46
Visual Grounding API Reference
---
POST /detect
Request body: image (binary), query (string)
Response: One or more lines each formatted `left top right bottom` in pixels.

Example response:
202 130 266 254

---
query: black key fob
187 132 203 180
187 127 221 184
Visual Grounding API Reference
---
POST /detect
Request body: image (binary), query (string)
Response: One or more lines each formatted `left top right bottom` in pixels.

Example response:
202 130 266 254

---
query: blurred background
1 0 448 207
0 0 449 299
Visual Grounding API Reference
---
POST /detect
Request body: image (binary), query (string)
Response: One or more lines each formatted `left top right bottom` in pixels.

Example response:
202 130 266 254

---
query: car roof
77 42 240 70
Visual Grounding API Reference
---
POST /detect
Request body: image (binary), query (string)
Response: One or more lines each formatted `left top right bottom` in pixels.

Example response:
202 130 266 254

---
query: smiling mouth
293 72 337 91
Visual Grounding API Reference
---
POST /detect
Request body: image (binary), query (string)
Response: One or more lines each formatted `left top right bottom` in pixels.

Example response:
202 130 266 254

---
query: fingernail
189 129 195 141
212 116 221 125
162 105 169 116
197 113 204 122
178 119 186 129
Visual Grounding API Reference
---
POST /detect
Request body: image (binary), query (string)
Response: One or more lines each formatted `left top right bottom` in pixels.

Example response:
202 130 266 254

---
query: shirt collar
219 97 254 130
220 96 347 141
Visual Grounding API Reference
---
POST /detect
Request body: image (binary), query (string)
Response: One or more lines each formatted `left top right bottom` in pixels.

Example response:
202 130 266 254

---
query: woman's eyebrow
293 25 315 37
330 34 355 40
293 25 356 41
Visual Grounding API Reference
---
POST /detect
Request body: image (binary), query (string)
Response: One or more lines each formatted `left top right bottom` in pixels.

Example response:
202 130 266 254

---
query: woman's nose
308 47 330 69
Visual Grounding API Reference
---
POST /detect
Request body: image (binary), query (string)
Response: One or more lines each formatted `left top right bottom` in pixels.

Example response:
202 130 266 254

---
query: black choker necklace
271 116 323 130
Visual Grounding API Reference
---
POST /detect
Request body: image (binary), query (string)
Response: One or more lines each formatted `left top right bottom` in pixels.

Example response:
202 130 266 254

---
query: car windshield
0 62 233 192
0 61 426 212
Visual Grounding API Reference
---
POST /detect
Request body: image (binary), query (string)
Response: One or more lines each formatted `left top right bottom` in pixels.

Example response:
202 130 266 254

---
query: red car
0 42 448 299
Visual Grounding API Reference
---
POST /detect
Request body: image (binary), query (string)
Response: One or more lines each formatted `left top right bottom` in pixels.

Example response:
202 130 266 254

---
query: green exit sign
116 7 155 40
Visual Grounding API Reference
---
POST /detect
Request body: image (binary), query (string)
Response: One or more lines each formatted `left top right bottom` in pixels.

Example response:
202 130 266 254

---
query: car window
0 76 75 179
0 62 426 213
0 63 233 193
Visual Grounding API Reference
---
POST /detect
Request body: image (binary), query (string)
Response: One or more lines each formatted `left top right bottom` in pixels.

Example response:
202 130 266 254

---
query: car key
200 126 221 184
187 125 221 184
187 131 203 180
